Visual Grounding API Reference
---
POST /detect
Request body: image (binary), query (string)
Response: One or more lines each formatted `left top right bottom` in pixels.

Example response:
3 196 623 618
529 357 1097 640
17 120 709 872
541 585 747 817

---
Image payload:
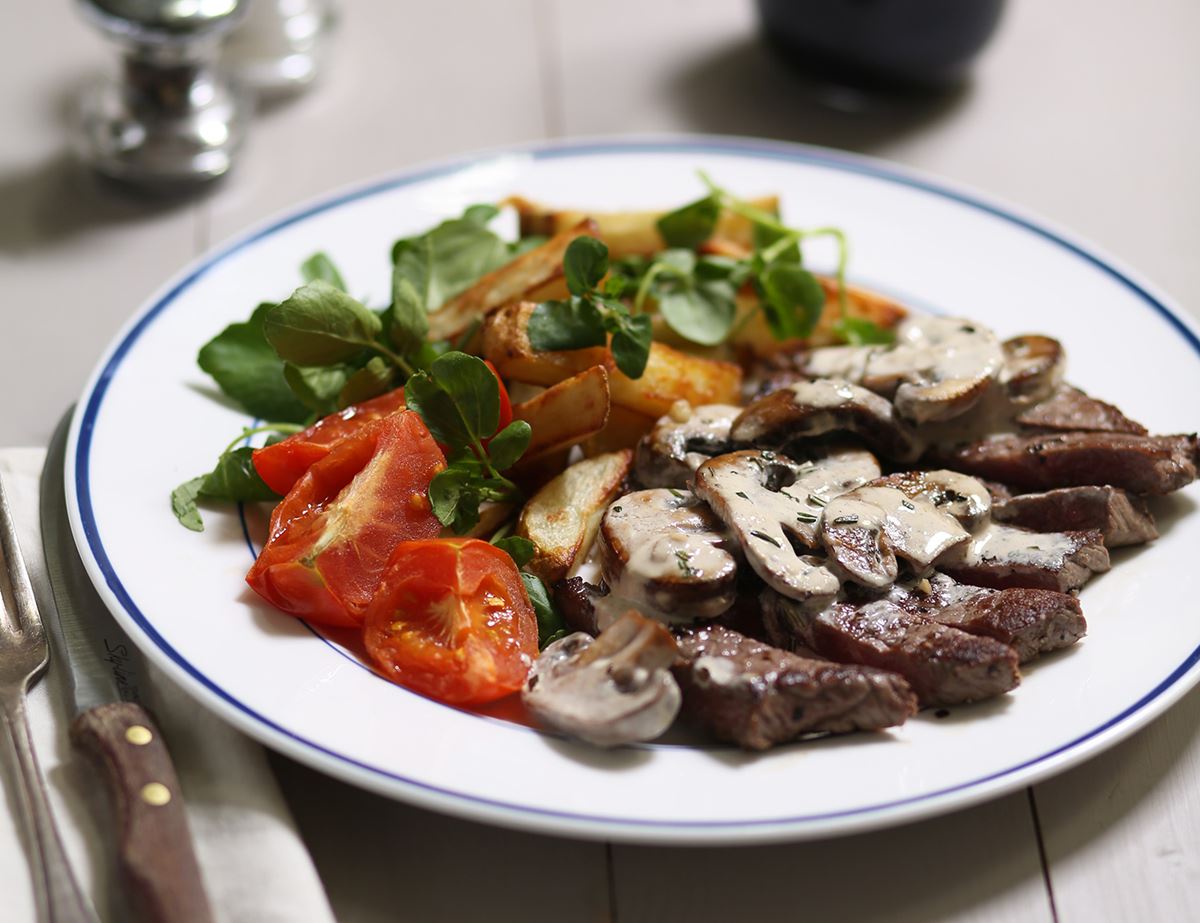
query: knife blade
40 409 214 923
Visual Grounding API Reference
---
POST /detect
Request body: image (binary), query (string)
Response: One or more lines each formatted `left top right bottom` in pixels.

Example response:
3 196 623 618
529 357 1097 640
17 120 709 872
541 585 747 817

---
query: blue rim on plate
69 136 1200 841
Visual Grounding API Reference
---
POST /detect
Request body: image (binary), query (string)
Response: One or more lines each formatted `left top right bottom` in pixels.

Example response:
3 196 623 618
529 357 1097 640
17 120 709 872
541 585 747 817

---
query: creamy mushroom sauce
636 402 741 487
940 521 1080 571
598 489 738 623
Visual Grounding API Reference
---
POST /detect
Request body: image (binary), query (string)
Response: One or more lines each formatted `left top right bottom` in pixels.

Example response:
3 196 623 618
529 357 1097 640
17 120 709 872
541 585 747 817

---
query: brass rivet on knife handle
71 701 215 923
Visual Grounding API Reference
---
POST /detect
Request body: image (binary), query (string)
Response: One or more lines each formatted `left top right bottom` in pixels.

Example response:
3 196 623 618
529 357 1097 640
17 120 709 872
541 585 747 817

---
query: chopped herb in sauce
901 499 915 511
796 512 819 524
735 490 750 500
832 514 860 525
675 549 696 576
808 493 828 507
750 530 781 547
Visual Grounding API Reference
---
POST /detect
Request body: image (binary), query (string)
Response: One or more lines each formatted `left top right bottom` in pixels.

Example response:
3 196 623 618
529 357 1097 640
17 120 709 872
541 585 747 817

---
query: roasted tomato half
252 362 513 496
363 538 538 706
246 410 446 627
252 387 408 496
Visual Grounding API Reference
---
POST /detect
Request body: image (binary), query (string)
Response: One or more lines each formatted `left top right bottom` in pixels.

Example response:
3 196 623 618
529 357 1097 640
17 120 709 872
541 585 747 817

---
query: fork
0 475 97 923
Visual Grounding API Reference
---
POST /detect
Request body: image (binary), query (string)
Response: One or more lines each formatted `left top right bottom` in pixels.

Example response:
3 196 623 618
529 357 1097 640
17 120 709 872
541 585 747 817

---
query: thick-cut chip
517 449 634 584
511 365 611 461
427 220 597 342
482 302 742 417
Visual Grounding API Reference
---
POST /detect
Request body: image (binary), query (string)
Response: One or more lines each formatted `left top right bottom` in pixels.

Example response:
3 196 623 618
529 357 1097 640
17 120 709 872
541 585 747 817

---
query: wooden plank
1033 685 1200 921
267 754 611 922
610 792 1052 923
0 3 199 447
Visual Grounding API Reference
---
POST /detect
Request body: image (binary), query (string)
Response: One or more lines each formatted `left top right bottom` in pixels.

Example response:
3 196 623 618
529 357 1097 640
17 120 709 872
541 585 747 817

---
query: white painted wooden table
3 1 1199 919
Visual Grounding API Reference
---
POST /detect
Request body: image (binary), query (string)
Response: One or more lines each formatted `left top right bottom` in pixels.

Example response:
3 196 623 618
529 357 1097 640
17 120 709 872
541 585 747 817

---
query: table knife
39 411 214 923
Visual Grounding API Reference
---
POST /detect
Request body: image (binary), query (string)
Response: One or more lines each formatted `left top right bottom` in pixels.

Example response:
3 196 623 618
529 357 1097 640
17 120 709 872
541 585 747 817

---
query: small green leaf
509 234 549 258
610 314 653 379
171 477 206 531
493 535 535 567
283 363 350 415
388 272 429 356
658 280 737 347
758 263 825 340
520 572 569 648
300 252 347 292
462 203 500 226
429 352 501 441
562 237 609 296
403 371 470 448
392 209 509 310
428 466 480 532
197 303 311 423
199 448 280 503
339 357 395 407
835 316 896 345
487 421 532 471
527 299 607 351
264 281 382 366
657 195 720 250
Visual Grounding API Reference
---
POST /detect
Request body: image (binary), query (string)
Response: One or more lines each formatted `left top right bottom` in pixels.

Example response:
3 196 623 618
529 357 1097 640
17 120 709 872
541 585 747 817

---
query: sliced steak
888 574 1086 663
937 523 1110 592
552 576 603 636
1015 385 1147 435
672 623 917 750
762 590 1020 706
992 486 1158 547
936 432 1199 496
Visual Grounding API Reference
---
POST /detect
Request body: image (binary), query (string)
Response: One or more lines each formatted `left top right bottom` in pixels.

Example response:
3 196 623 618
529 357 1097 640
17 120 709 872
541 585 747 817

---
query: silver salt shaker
73 0 250 189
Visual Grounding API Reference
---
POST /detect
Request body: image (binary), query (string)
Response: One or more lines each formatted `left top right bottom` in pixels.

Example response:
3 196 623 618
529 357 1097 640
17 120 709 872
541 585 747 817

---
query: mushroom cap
730 378 921 463
634 403 741 489
598 488 739 621
1002 334 1066 404
522 611 682 747
873 469 993 530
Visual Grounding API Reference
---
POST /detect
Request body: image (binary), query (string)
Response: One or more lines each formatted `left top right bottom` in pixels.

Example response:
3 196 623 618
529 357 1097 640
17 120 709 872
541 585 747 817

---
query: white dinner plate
67 136 1200 844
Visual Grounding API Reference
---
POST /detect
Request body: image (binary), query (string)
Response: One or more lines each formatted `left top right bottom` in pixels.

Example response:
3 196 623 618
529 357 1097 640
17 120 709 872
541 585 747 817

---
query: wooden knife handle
70 701 215 923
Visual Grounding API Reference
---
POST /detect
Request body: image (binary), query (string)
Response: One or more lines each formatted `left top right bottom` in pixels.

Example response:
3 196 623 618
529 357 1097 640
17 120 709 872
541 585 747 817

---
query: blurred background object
72 0 250 189
222 0 335 100
756 0 1007 91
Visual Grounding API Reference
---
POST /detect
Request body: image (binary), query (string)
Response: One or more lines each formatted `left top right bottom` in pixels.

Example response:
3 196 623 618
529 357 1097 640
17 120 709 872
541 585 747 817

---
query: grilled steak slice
672 624 917 750
937 432 1199 496
762 590 1020 706
890 574 1086 662
992 486 1158 547
1015 385 1147 435
553 576 603 636
937 523 1109 592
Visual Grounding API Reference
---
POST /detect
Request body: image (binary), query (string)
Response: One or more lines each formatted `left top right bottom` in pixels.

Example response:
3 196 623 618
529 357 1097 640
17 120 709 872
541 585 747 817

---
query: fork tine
0 474 44 640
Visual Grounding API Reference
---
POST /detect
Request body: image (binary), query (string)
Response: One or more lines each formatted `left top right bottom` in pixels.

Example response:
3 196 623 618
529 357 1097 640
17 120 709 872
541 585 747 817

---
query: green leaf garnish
492 535 536 567
264 281 384 366
487 421 533 472
656 195 720 249
520 572 569 648
300 252 347 292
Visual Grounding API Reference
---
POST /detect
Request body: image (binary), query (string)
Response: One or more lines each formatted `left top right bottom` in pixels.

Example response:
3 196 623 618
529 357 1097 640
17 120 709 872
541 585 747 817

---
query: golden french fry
512 365 611 460
504 195 780 259
582 405 657 456
517 450 633 584
427 219 598 342
482 303 743 417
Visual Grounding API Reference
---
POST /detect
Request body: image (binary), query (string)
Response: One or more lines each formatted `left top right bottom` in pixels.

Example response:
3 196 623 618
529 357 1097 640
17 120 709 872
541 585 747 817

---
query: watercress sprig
403 351 532 534
525 237 654 379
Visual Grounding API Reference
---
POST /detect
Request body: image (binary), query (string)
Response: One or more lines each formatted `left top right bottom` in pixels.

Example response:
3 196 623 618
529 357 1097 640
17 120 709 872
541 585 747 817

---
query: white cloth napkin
0 449 336 923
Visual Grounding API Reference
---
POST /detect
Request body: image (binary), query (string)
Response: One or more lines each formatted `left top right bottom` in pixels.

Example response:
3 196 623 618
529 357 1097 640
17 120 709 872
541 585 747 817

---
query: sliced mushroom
871 469 993 530
692 448 880 601
1002 334 1065 403
522 610 682 747
597 488 738 622
730 378 921 463
634 403 741 488
821 485 968 587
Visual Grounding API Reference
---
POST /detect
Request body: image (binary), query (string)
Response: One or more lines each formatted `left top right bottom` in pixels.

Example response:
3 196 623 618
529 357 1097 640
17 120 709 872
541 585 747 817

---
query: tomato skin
246 410 446 627
363 538 538 706
253 387 408 496
252 362 513 495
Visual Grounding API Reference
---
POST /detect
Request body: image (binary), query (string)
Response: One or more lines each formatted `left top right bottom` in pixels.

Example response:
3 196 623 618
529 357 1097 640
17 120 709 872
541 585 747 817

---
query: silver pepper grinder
72 0 250 189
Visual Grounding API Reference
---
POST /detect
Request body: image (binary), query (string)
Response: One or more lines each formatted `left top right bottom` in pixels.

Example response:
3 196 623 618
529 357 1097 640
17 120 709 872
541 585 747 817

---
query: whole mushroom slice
597 488 739 622
730 378 921 463
861 316 1006 425
634 403 741 488
871 469 993 530
693 449 879 601
522 610 682 747
1002 334 1065 403
821 485 969 587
